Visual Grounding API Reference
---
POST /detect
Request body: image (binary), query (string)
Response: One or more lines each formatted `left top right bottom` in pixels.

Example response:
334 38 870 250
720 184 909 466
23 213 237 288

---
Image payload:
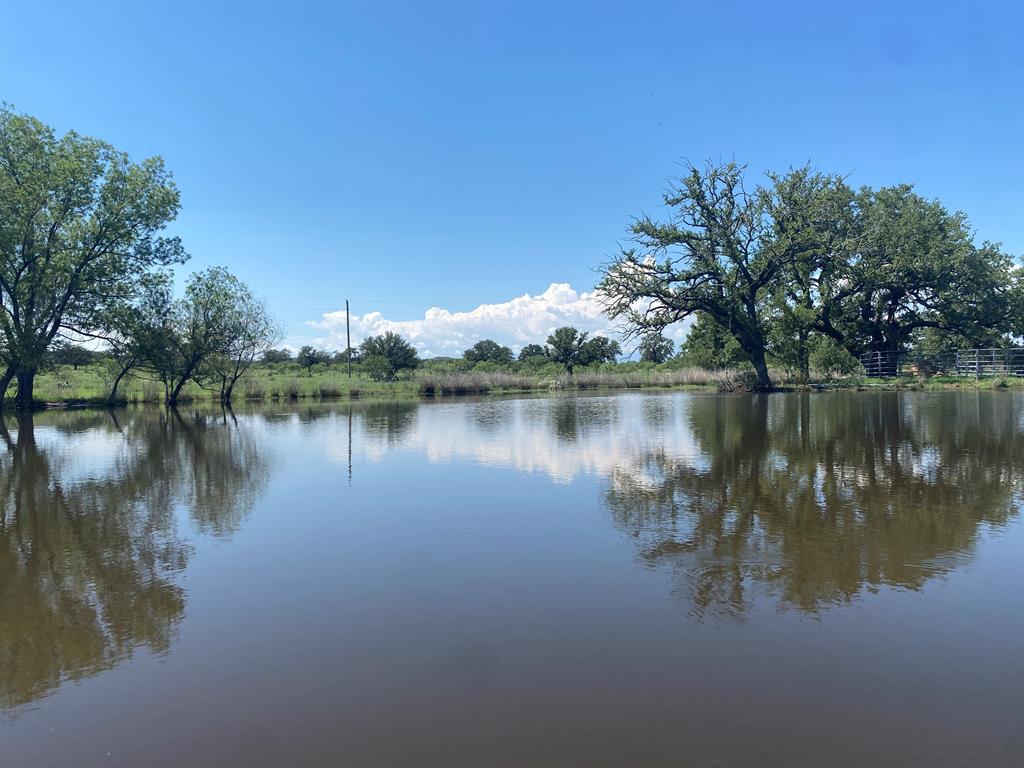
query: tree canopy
518 344 547 362
580 335 621 365
599 161 846 389
638 333 675 364
600 160 1021 386
545 327 589 374
359 332 419 381
463 339 513 365
0 105 186 408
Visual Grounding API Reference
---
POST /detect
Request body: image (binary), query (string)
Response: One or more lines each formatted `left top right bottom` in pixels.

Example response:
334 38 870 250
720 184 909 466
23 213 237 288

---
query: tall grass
419 372 536 396
24 360 876 410
417 367 730 396
562 368 732 390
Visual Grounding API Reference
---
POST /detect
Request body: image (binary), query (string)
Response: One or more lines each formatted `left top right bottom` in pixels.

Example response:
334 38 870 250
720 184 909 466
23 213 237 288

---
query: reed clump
315 382 343 399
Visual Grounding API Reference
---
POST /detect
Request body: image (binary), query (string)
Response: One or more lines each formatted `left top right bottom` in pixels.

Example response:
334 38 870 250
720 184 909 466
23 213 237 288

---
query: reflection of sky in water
326 393 705 483
3 392 1024 768
25 427 136 487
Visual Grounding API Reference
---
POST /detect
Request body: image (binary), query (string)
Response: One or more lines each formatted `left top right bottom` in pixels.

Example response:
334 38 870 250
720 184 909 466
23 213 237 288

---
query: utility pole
346 299 352 378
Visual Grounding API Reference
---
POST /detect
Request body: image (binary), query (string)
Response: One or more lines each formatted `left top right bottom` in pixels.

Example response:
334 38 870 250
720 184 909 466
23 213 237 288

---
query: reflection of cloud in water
29 427 139 487
326 391 1024 621
329 395 703 484
313 390 1024 627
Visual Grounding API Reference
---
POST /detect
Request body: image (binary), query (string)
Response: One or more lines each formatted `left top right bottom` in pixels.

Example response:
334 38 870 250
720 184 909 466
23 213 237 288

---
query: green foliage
362 355 392 382
161 268 250 402
0 105 187 407
463 339 513 365
818 185 1021 354
601 159 1023 387
359 332 419 381
545 327 589 374
580 336 621 365
599 161 844 389
200 278 277 400
471 360 505 373
517 344 547 362
638 333 675 364
332 347 359 364
46 341 99 370
676 314 747 369
809 338 860 376
297 346 331 368
262 348 293 363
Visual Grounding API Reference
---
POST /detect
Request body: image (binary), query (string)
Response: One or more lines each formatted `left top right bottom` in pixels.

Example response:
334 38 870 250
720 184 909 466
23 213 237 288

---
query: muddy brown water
2 391 1023 767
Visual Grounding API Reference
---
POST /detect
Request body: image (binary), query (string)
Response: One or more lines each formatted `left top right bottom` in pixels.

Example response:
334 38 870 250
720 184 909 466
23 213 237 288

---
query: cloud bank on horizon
300 283 690 358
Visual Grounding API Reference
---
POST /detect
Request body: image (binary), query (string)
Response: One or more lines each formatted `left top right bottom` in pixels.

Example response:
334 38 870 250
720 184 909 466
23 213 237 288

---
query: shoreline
8 374 1024 413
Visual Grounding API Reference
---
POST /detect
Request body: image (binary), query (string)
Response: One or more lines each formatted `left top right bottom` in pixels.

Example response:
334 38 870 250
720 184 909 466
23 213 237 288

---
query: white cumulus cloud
298 283 689 358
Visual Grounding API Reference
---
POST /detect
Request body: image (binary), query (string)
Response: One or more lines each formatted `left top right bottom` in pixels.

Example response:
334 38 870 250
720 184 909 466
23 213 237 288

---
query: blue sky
2 1 1022 354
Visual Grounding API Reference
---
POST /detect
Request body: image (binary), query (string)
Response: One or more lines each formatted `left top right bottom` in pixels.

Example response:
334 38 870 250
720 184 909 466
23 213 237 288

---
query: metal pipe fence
859 348 1024 378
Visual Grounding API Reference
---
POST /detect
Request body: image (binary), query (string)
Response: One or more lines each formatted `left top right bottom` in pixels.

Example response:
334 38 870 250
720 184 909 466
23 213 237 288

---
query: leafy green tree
463 339 513 365
769 180 857 380
809 337 860 377
46 341 97 369
580 336 621 365
262 348 293 363
0 105 186 409
599 161 845 389
362 355 391 382
545 327 588 375
676 313 747 369
517 344 547 361
638 333 675 364
816 185 1021 355
296 346 331 368
147 268 243 405
332 347 359 364
91 272 176 402
200 277 278 402
359 332 419 381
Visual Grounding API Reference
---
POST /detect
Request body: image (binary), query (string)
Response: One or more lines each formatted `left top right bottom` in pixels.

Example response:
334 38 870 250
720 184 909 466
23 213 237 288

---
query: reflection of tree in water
0 408 270 712
359 401 418 447
548 396 620 444
172 409 271 537
606 393 1024 619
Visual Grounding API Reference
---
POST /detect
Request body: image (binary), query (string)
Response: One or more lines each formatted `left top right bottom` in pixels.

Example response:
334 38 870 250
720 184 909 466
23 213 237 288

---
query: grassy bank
12 361 1024 409
25 362 731 407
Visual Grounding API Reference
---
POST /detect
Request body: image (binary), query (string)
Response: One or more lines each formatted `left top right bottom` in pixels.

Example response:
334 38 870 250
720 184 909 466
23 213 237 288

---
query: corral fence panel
859 348 1024 378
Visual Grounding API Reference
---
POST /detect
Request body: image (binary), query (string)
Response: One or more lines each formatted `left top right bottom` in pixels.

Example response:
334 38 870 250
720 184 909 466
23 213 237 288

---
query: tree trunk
749 347 772 390
14 369 36 411
108 366 130 403
797 330 810 384
167 362 196 405
168 376 188 405
0 364 15 408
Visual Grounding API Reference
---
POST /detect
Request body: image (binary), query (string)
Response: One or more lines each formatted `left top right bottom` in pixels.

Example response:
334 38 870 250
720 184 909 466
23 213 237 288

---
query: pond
2 391 1023 767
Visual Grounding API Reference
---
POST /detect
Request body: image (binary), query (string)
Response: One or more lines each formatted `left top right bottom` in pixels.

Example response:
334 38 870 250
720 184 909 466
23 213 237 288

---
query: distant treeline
275 326 629 380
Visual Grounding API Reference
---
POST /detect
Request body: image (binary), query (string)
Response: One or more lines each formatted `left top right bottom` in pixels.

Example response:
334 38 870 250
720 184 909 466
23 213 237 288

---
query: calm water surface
2 391 1023 767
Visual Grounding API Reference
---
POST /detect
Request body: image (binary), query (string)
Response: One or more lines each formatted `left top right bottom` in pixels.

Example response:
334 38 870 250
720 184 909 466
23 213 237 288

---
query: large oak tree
599 162 844 389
